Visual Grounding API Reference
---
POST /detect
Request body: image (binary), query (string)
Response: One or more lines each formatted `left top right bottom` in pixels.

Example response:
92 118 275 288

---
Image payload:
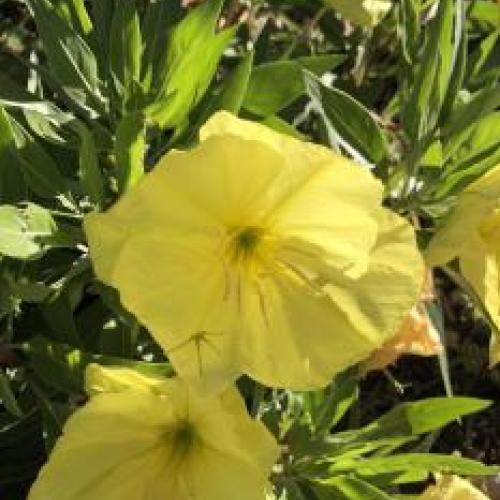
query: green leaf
316 397 490 461
467 30 499 83
26 0 105 115
141 0 183 92
7 276 52 303
449 111 500 169
0 74 60 112
41 267 88 347
303 71 388 163
313 475 393 500
88 0 115 76
243 54 347 116
73 122 105 206
95 282 137 327
348 397 490 442
159 0 224 77
0 371 23 418
24 337 84 394
0 270 15 320
109 0 142 102
308 371 359 435
114 111 145 192
469 0 500 26
0 75 75 145
33 392 71 453
258 115 306 139
177 52 255 145
7 113 67 199
398 0 420 66
0 204 57 259
22 337 173 395
0 412 46 485
328 453 500 478
216 52 255 114
421 140 444 168
442 86 500 142
439 10 467 124
0 107 26 203
23 109 71 145
436 112 500 197
402 0 454 140
149 0 235 128
53 0 93 38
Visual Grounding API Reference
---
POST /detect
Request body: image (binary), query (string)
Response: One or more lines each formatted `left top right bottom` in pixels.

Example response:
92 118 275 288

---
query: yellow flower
85 111 423 390
323 0 393 27
420 475 489 500
427 164 500 365
29 364 279 500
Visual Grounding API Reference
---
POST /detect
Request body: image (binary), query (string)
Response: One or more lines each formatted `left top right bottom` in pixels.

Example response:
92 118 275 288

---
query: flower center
231 226 264 261
165 421 197 459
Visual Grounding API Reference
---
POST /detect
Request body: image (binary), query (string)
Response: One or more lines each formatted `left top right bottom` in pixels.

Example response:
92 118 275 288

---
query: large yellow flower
427 164 500 365
323 0 393 27
29 364 279 500
85 111 422 390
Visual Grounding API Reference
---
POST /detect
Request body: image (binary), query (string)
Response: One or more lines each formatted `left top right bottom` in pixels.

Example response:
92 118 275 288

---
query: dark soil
358 273 500 498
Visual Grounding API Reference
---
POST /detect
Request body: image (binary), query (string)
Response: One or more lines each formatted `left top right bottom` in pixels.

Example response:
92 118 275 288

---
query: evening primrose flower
85 111 423 390
29 364 279 500
427 164 500 365
420 475 489 500
323 0 393 27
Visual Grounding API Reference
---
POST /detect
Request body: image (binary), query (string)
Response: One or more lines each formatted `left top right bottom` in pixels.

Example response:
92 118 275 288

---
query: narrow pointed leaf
114 111 145 192
244 54 347 116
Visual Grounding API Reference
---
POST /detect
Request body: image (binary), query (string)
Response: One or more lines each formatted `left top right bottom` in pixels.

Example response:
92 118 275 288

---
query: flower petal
182 446 272 500
236 209 422 390
237 266 381 389
420 474 489 500
200 111 333 169
85 363 168 396
426 193 494 266
326 209 424 346
29 373 278 500
270 157 383 278
460 235 500 327
202 111 384 275
85 133 289 281
460 232 500 368
111 232 241 391
427 164 500 267
28 392 171 500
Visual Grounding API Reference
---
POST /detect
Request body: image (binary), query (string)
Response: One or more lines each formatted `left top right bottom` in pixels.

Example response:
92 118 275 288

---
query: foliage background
0 0 499 498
